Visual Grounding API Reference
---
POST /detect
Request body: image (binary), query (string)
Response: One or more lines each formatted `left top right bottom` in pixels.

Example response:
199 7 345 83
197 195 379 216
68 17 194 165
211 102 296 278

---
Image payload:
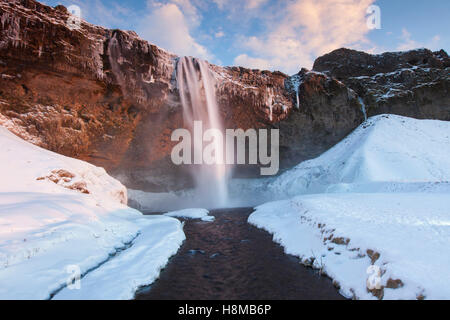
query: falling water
358 97 368 121
176 57 229 207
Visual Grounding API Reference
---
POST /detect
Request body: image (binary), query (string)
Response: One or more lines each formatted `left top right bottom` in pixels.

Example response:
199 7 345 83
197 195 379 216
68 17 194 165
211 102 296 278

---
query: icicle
266 87 274 121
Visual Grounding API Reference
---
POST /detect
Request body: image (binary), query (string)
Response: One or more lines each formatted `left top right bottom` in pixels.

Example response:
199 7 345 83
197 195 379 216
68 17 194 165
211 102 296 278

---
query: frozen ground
249 115 450 300
0 126 185 300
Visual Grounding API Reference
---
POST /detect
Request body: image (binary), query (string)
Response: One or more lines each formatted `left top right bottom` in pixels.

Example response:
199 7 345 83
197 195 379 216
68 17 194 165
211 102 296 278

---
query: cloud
215 31 225 38
212 0 227 10
397 28 420 51
245 0 269 9
138 1 212 60
213 0 268 11
397 28 442 51
164 0 201 27
233 54 271 70
233 0 376 74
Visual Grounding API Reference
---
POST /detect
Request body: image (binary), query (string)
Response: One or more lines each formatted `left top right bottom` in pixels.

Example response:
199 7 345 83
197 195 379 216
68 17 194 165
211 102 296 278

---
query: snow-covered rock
0 126 184 300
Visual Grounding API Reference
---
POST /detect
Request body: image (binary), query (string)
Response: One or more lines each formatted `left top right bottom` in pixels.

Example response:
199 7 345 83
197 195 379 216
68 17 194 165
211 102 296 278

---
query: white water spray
176 57 229 207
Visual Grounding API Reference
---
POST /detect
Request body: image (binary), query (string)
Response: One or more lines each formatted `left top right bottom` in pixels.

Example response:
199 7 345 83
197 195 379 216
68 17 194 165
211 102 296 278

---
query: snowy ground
250 193 450 300
0 126 185 300
249 115 450 300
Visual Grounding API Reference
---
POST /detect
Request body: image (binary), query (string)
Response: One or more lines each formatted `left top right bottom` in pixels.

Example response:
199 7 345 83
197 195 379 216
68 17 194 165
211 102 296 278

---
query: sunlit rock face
0 0 448 192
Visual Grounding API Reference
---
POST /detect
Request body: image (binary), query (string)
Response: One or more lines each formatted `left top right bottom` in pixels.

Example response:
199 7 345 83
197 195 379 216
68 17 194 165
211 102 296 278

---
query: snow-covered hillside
268 114 450 196
249 115 450 300
0 126 185 300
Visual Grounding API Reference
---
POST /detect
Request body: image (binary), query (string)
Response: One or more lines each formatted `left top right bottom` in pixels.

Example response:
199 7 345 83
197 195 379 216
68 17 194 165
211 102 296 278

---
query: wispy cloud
233 0 376 74
215 30 225 38
245 0 269 9
397 28 441 51
213 0 268 10
234 54 271 70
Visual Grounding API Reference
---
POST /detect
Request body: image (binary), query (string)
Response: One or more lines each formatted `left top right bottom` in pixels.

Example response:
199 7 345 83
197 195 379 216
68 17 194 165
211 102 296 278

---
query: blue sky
41 0 449 74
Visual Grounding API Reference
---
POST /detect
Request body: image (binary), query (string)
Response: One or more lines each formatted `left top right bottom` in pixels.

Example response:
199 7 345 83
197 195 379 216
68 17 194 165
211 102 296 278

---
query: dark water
135 208 345 300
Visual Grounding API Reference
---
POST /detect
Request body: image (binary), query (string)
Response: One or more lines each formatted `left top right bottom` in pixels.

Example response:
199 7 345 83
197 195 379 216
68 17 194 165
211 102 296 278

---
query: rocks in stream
0 0 449 191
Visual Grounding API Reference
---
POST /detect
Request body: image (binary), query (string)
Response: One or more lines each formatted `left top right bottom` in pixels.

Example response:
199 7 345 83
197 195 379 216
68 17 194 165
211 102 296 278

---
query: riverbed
135 208 344 300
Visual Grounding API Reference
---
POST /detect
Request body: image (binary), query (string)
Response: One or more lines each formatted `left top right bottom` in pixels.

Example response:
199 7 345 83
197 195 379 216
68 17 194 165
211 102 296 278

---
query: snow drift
0 126 185 300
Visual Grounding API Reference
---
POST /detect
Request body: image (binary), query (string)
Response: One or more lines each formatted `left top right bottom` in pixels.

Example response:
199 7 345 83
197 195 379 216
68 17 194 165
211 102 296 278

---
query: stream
135 207 344 300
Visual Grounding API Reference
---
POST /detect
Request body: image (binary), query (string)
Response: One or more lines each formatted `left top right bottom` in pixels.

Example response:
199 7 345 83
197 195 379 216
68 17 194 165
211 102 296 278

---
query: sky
40 0 449 75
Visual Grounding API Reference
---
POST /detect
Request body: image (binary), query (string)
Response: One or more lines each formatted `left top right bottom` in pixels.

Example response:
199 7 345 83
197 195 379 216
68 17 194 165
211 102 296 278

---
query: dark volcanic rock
313 47 449 79
313 48 450 121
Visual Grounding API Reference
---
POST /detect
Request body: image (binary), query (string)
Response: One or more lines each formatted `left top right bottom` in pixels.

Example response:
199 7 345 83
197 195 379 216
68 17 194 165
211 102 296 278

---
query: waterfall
358 97 368 121
176 57 229 207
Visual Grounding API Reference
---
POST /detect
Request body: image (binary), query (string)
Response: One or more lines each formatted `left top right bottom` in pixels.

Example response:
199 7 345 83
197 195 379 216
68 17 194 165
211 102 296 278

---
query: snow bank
53 216 184 300
164 208 215 222
250 193 450 300
249 115 450 300
0 126 184 299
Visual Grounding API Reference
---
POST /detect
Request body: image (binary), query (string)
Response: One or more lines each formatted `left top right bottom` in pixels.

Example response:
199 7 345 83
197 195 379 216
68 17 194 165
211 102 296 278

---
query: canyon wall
0 0 448 191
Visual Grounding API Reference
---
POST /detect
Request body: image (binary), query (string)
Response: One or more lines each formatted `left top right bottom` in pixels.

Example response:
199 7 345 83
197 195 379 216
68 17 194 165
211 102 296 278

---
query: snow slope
249 115 450 300
267 114 450 197
0 126 184 300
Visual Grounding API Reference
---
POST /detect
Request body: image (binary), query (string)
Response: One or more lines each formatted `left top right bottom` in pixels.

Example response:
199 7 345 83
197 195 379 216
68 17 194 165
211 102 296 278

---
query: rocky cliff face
277 48 450 169
313 48 450 121
0 0 448 191
0 0 180 187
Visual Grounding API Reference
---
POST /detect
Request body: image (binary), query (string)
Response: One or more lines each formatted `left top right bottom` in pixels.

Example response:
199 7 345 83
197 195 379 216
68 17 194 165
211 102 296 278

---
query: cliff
0 0 448 191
